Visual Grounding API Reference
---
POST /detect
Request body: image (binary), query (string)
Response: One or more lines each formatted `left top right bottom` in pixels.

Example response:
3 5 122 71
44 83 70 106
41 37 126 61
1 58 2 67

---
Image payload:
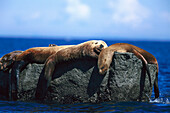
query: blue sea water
0 38 169 112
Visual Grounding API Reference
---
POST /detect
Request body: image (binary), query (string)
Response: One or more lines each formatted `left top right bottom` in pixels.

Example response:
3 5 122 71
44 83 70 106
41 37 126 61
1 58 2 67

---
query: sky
0 0 170 41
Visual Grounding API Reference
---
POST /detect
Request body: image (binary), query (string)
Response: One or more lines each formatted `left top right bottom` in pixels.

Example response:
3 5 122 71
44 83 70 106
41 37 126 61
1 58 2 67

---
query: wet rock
0 52 157 103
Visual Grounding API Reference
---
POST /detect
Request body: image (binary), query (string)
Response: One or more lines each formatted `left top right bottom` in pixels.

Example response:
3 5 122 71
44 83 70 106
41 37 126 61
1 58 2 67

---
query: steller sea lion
98 43 159 99
9 44 75 100
35 40 108 99
0 44 59 71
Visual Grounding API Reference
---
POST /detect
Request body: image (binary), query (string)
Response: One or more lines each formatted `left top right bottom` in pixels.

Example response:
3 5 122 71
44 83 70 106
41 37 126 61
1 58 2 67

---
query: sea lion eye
95 42 98 44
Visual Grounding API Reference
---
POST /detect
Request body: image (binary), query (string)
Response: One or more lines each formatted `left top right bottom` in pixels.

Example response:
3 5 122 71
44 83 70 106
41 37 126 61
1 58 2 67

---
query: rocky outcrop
0 52 157 104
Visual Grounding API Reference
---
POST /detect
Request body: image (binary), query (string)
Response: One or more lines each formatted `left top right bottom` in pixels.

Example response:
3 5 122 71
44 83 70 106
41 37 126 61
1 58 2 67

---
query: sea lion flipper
10 60 28 100
154 72 159 98
35 56 57 100
132 49 152 87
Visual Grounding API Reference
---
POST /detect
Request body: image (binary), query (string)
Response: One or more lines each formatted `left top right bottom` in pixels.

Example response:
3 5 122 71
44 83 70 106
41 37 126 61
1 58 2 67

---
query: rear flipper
154 72 159 98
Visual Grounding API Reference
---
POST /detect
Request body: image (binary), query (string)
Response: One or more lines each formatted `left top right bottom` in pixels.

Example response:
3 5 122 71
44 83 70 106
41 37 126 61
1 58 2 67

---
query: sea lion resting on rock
9 44 75 100
35 40 108 99
0 44 58 71
98 43 159 99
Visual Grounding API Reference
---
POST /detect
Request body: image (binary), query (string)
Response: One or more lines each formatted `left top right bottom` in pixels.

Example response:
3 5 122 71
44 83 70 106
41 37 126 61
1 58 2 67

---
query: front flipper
132 49 152 87
10 60 28 100
132 49 154 101
35 59 56 100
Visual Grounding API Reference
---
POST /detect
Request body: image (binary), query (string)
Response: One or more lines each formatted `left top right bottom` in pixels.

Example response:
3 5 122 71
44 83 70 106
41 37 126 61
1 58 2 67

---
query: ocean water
0 38 169 112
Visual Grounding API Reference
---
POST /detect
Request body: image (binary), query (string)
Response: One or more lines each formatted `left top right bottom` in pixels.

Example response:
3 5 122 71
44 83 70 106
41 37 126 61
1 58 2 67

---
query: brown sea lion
0 44 59 71
35 40 108 99
98 43 159 99
10 44 75 100
14 45 75 63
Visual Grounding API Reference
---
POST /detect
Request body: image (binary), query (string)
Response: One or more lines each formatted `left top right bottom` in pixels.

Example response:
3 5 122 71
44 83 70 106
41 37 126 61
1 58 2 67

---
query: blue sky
0 0 170 40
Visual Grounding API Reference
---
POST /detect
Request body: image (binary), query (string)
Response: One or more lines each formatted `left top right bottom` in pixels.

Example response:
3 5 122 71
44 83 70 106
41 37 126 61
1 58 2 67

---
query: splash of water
149 98 170 104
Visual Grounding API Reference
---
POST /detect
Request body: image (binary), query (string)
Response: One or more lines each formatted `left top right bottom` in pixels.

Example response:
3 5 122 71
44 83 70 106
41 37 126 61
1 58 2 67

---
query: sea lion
98 43 159 99
0 51 23 71
9 44 75 100
0 44 59 71
35 40 108 99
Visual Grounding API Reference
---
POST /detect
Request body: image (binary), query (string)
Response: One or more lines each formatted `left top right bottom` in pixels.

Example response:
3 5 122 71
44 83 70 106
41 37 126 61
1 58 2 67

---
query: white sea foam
150 98 170 104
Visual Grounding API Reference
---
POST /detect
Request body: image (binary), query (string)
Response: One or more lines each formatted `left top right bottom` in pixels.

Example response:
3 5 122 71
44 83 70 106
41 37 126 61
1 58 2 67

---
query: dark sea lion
98 43 159 99
0 51 23 71
35 40 108 99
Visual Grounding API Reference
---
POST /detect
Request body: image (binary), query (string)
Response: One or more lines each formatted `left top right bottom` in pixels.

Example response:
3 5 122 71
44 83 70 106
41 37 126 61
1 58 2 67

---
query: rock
0 52 157 103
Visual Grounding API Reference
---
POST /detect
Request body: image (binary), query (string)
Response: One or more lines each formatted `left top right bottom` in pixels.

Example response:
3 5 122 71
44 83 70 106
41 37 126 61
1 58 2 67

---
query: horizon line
0 36 169 42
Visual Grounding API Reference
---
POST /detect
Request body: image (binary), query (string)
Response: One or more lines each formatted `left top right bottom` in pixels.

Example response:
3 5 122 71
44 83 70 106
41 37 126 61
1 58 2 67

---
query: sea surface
0 38 169 112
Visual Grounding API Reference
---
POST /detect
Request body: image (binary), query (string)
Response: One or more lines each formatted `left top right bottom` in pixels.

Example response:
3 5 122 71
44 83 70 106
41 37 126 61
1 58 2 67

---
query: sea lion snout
99 69 103 74
98 63 108 75
99 67 107 75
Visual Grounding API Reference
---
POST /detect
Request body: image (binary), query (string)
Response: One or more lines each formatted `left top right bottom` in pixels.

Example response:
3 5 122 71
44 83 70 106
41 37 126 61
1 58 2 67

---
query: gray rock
0 52 157 103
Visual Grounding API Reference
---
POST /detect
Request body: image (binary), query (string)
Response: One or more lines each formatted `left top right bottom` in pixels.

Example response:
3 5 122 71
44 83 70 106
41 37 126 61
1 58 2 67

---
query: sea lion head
98 47 114 75
0 55 13 71
83 40 108 58
0 51 23 71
